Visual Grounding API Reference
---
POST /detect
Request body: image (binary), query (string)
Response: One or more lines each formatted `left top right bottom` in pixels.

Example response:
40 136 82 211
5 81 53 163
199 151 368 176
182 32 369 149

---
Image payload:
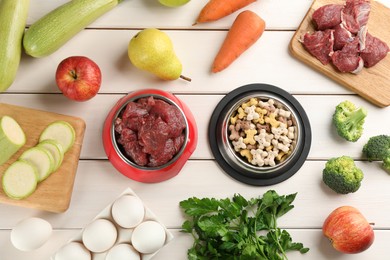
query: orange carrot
195 0 256 24
212 10 265 73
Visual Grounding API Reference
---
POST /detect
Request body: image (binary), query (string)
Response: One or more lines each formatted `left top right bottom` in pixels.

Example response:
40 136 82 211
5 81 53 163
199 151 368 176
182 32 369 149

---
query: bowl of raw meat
103 89 198 183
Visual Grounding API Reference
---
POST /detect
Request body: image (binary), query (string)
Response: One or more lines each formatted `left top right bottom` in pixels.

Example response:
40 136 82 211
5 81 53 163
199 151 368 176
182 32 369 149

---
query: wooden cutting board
289 0 390 107
0 103 86 213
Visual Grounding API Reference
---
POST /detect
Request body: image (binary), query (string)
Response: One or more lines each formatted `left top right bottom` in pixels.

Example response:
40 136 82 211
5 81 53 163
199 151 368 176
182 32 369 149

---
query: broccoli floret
332 100 367 142
323 156 364 194
383 155 390 173
362 135 390 161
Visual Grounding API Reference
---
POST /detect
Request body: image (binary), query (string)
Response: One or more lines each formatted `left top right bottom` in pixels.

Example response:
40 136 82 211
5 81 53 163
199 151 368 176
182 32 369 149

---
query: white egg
54 242 91 260
11 217 52 251
111 195 145 228
105 243 140 260
82 218 117 253
131 221 166 254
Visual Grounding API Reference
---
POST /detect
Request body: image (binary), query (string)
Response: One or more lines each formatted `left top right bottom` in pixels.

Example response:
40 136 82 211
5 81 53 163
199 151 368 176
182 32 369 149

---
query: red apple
323 206 374 254
56 56 101 101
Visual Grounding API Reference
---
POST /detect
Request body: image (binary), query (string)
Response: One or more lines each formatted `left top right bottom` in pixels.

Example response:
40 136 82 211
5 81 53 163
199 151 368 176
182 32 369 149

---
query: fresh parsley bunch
180 190 309 260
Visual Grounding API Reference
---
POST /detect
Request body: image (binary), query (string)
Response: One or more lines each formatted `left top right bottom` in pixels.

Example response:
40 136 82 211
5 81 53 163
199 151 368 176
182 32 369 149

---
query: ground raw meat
341 0 370 34
301 29 334 65
360 33 390 67
312 4 343 30
333 24 354 51
115 96 186 167
331 38 364 73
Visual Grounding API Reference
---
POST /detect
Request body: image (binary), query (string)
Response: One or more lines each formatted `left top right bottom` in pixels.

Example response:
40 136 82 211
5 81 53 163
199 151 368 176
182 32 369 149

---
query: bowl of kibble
103 89 198 183
209 83 311 186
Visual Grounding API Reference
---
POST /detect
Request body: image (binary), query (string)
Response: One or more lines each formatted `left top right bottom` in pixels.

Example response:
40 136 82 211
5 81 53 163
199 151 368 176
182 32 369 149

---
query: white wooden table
1 0 390 259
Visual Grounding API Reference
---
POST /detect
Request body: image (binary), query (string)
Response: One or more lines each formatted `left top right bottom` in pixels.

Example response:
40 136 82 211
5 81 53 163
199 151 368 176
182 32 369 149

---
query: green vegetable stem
179 190 309 259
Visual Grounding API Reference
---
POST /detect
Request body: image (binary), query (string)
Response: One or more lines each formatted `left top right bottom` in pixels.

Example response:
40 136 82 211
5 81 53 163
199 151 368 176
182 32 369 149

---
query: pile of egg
52 189 173 260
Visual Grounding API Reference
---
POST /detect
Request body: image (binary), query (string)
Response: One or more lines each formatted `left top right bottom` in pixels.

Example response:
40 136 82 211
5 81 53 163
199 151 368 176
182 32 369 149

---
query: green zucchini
39 121 76 153
0 0 30 92
2 160 38 200
0 115 26 166
23 0 123 58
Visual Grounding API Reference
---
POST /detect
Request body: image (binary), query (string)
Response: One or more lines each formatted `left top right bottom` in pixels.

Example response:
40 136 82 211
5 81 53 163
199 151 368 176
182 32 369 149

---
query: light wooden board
289 0 390 107
0 103 85 213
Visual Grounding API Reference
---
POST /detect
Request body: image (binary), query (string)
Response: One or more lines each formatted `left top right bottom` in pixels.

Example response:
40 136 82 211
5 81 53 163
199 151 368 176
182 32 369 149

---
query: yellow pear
128 28 190 81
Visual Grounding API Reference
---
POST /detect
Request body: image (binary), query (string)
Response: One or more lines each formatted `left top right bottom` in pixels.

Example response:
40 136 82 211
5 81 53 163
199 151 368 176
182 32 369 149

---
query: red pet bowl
103 89 198 183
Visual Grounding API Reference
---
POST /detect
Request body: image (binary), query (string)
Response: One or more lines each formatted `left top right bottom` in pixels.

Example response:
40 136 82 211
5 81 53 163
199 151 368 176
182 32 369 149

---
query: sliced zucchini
39 121 75 153
2 160 38 200
0 116 26 165
38 139 64 172
19 147 54 182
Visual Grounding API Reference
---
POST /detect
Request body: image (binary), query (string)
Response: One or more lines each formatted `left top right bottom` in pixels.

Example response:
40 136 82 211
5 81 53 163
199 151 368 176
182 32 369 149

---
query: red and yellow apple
56 56 101 101
323 206 374 254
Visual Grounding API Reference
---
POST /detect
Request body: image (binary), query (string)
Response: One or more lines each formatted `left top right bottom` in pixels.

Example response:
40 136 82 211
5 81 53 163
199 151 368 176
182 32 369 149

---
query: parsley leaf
180 190 309 259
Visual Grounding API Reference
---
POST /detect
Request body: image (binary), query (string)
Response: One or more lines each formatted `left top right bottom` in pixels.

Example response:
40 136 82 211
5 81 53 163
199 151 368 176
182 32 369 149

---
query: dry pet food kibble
228 97 297 167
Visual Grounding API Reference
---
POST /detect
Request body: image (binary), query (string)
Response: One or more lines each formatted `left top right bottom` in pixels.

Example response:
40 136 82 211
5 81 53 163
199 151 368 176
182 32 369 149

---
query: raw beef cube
301 29 335 65
331 38 364 73
341 0 370 34
148 138 176 167
173 134 185 153
312 4 343 30
333 24 354 51
117 128 137 145
114 118 124 134
138 116 170 155
357 26 368 50
137 96 155 112
122 102 149 131
150 99 186 137
123 139 148 166
360 33 390 68
122 102 148 119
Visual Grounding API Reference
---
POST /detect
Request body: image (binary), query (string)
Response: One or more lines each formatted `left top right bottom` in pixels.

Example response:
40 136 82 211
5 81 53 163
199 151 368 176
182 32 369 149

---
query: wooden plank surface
0 103 85 213
2 229 390 260
2 0 390 259
289 0 390 107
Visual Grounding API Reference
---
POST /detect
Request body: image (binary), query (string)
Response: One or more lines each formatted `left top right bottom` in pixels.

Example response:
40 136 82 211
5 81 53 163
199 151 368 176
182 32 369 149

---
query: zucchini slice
19 147 54 182
0 116 26 165
38 139 64 172
2 160 38 200
39 121 76 153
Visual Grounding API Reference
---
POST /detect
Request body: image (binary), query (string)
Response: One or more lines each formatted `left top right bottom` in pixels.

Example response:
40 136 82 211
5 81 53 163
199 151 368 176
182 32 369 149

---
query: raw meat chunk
173 134 185 153
123 140 148 166
148 138 176 167
302 0 388 73
333 24 354 51
341 0 370 34
331 38 364 73
121 102 148 131
139 116 170 155
116 128 149 166
149 99 186 137
301 29 334 65
360 33 390 68
312 4 343 30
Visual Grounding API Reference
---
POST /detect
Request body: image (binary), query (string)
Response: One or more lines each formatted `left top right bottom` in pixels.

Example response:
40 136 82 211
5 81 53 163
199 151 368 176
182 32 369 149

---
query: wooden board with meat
0 103 86 213
289 0 390 107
